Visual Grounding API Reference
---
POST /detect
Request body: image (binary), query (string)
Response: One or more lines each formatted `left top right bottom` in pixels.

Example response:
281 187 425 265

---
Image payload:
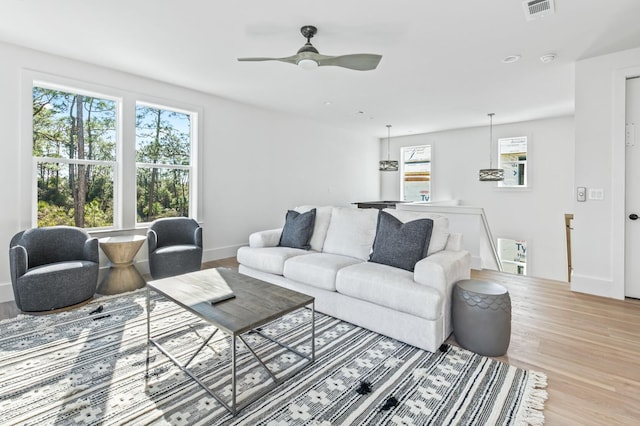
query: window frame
400 144 432 202
134 101 198 226
497 136 528 188
31 81 122 230
497 237 527 275
23 71 202 233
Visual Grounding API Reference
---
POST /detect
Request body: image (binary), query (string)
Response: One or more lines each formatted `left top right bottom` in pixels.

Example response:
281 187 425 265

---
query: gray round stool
452 279 511 356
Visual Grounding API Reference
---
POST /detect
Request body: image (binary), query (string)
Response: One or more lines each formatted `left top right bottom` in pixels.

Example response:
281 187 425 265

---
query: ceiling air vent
522 0 555 21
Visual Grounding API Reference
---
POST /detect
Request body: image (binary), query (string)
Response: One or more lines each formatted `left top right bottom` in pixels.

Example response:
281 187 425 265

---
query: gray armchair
147 218 203 280
9 226 99 312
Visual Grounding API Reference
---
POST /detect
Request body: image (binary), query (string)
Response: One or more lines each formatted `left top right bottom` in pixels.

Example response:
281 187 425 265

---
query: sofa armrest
413 250 471 295
249 228 283 248
445 233 463 251
414 250 471 340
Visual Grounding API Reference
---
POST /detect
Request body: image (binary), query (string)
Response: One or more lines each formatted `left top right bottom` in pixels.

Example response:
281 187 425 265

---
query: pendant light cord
386 124 392 162
488 113 495 168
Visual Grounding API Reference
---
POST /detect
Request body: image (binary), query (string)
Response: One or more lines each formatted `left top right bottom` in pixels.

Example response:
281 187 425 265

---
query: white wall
573 47 640 299
0 41 379 302
380 116 575 282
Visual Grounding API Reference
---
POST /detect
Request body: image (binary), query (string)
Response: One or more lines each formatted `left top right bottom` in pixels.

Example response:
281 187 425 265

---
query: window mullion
120 98 137 229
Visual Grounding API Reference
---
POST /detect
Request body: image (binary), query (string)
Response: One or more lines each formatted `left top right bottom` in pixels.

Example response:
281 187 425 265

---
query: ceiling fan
237 25 382 71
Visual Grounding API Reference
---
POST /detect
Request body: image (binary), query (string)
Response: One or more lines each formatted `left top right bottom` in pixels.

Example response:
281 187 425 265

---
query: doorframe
613 67 640 298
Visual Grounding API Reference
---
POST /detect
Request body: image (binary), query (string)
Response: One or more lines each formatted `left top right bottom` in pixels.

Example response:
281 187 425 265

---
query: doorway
625 76 640 298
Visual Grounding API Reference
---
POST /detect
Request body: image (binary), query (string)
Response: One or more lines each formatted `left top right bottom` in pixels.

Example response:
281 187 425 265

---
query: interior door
625 77 640 298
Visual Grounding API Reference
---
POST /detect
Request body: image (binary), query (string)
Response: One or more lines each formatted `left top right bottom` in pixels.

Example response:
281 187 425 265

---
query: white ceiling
2 0 640 137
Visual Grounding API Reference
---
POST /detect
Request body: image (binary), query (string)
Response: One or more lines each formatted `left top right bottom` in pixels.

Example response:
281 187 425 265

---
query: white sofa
237 206 471 352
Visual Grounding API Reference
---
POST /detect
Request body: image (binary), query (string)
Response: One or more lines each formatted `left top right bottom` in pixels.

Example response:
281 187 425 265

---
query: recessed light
540 53 556 63
502 55 521 64
324 101 332 106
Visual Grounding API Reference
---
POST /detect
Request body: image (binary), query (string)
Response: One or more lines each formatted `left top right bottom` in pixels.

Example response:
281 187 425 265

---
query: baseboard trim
203 244 243 263
571 274 624 300
0 282 14 303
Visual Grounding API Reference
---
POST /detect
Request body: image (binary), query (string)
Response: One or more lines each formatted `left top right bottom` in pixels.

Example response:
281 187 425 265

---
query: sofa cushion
322 207 379 260
236 246 309 275
382 209 450 255
284 252 363 291
335 262 442 321
294 206 333 252
279 209 316 250
369 211 433 272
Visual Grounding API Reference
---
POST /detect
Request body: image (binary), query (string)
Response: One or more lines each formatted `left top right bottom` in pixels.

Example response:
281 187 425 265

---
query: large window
31 80 198 230
32 85 117 228
135 104 193 224
400 145 431 201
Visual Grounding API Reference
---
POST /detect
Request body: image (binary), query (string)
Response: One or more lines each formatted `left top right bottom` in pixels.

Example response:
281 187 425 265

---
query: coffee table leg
312 302 315 363
146 286 151 378
232 335 237 416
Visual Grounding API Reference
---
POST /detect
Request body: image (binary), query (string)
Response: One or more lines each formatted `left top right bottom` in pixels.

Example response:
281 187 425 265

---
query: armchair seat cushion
26 260 97 276
154 245 201 256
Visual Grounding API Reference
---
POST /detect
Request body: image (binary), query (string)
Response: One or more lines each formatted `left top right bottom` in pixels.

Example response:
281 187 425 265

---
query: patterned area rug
0 290 547 425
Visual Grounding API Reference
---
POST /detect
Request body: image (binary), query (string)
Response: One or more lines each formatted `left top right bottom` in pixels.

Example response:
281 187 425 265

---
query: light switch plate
577 187 586 202
589 188 604 200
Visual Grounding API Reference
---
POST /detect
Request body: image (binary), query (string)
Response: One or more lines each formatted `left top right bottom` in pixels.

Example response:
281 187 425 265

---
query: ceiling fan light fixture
237 25 382 71
297 58 318 69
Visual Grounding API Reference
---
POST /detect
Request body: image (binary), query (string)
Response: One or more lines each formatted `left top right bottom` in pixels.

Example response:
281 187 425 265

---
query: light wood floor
468 269 640 425
2 260 639 425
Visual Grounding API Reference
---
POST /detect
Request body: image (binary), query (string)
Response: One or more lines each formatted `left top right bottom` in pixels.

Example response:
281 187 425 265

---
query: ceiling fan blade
317 54 382 71
237 55 298 65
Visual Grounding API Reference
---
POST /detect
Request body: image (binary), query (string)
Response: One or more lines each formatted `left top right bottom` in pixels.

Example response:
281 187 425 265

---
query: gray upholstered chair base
148 245 203 280
9 226 99 312
452 279 511 357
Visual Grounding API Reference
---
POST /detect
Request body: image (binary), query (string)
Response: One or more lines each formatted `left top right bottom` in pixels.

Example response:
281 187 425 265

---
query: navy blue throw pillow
369 211 433 272
278 209 316 250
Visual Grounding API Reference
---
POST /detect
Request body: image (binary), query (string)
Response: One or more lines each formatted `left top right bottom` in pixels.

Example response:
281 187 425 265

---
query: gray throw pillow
278 208 316 250
369 211 433 272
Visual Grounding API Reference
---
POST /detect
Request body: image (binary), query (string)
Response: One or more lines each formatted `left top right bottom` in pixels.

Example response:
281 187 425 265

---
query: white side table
97 235 146 295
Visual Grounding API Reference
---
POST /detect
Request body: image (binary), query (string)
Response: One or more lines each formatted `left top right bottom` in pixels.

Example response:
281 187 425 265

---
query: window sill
495 185 530 192
88 227 148 239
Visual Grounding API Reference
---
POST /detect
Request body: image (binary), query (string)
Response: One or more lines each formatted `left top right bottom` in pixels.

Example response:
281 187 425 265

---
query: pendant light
478 113 504 181
379 124 399 171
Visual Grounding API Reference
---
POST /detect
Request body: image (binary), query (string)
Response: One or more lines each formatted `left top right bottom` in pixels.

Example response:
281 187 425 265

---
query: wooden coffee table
146 268 315 416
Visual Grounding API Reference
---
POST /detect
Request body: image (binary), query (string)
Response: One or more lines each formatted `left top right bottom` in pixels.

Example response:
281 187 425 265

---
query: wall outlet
577 187 586 202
